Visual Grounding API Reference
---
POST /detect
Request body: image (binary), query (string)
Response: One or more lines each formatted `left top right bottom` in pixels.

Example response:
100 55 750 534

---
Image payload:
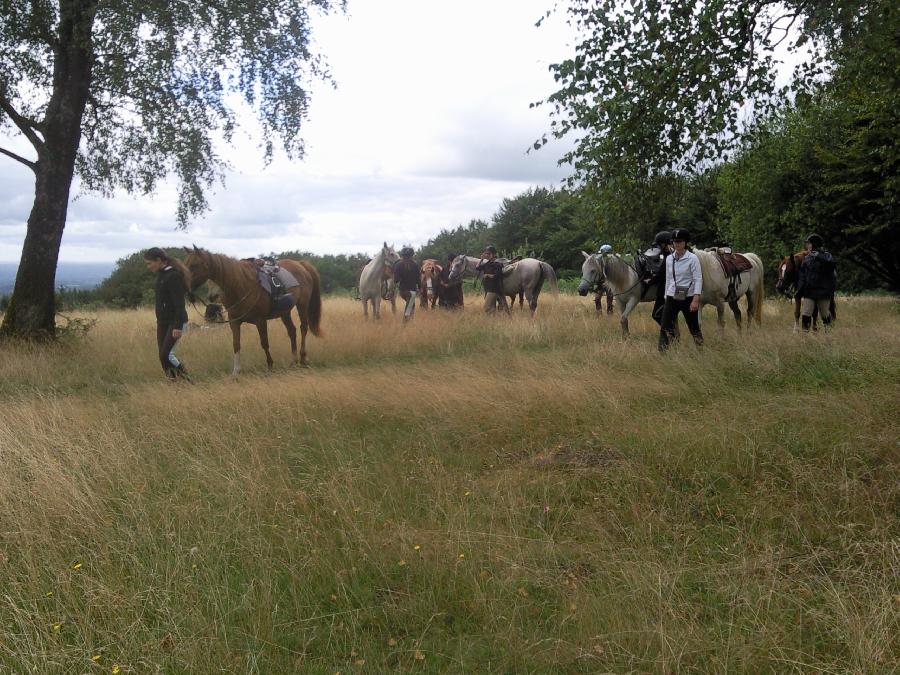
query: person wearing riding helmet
642 231 673 325
595 244 615 315
393 246 419 322
796 233 836 332
144 247 192 381
476 245 510 315
658 228 703 351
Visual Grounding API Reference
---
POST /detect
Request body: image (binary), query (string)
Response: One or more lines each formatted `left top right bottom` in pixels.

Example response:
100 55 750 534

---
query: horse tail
540 261 559 297
298 260 323 337
749 253 764 325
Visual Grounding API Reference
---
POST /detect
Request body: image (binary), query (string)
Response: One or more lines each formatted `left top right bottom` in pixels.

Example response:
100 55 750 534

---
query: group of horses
358 243 559 319
181 243 825 378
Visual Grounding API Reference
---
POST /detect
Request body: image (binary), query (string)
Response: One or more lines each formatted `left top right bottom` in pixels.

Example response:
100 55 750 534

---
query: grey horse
448 255 558 316
578 252 657 335
359 242 400 319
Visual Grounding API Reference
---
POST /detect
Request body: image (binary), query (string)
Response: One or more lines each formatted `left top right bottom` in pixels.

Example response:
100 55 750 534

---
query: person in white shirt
659 228 704 351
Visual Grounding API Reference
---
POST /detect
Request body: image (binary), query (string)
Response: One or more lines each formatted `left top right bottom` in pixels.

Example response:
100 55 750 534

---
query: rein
593 255 645 298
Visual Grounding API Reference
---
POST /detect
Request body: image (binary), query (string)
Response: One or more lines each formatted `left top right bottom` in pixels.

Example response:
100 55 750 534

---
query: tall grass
0 295 898 672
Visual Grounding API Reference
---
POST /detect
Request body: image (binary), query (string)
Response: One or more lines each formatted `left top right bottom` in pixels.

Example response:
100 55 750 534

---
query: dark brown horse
776 251 836 331
185 247 322 375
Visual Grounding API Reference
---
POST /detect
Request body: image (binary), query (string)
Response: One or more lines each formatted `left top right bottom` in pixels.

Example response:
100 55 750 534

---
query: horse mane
201 249 257 290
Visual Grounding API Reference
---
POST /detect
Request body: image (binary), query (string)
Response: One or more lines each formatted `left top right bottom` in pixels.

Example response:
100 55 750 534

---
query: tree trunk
0 0 96 340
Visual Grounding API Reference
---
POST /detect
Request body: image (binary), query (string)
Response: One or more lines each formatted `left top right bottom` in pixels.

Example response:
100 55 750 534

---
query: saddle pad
256 267 300 295
718 253 753 277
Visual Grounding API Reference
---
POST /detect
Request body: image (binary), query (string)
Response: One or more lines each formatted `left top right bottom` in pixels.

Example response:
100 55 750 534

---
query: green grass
0 295 897 673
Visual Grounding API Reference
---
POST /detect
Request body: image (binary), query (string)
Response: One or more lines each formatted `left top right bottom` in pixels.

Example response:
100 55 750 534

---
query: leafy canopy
0 0 345 225
538 0 870 183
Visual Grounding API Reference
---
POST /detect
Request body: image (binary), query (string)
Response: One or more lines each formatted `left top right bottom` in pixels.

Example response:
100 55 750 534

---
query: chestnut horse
185 247 322 375
419 259 443 309
776 251 836 331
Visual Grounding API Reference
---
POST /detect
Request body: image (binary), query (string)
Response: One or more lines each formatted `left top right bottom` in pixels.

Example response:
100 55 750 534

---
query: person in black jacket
144 247 191 380
475 245 510 315
796 233 836 332
393 246 419 322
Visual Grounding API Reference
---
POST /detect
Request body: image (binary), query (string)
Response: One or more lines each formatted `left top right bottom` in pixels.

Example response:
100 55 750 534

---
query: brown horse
419 259 443 309
776 251 836 331
185 247 322 375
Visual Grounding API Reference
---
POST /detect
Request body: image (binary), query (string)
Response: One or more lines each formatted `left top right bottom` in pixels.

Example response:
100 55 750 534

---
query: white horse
694 249 764 330
448 255 558 315
578 249 764 335
359 242 400 319
578 252 657 335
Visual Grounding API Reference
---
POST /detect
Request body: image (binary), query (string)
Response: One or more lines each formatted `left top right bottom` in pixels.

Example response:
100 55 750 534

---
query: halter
583 253 644 298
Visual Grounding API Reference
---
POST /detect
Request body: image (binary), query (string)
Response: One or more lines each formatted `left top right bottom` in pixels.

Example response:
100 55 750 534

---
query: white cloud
0 0 574 262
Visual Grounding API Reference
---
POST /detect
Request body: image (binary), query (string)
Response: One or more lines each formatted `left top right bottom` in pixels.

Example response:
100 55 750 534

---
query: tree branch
0 95 45 150
0 146 37 171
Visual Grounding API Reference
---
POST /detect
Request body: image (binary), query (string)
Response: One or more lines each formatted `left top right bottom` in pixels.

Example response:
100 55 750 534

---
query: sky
0 0 576 263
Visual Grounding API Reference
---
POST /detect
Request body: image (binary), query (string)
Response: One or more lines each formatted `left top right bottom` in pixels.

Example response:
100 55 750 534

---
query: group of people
594 229 837 351
144 232 839 380
391 245 501 322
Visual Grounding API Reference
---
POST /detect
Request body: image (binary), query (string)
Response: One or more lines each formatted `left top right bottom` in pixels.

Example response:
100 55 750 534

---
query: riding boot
164 366 177 380
801 315 812 332
175 363 193 383
658 331 669 353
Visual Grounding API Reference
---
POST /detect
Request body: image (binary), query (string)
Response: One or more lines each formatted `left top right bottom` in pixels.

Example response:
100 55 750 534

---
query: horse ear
193 244 199 252
581 250 590 259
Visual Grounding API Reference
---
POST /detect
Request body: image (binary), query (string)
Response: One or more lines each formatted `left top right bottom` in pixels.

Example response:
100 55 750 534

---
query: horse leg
297 303 310 367
793 297 801 332
619 298 637 337
716 303 726 332
374 296 381 320
257 321 274 370
362 297 369 320
230 321 242 377
729 299 742 332
281 313 298 365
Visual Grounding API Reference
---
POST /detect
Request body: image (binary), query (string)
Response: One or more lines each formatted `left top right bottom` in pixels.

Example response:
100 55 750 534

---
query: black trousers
156 323 182 378
651 281 666 325
659 297 703 350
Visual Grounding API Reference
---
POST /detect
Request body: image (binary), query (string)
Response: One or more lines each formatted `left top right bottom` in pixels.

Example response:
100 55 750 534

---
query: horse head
381 242 400 268
776 252 800 297
577 251 602 296
447 255 468 282
185 245 212 291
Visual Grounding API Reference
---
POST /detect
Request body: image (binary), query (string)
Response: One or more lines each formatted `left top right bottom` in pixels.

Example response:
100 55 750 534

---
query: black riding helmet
671 228 691 242
654 230 672 246
483 245 497 255
400 246 414 258
806 233 824 248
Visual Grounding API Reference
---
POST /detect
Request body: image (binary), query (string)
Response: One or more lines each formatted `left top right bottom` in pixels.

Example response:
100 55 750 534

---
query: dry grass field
1 293 898 673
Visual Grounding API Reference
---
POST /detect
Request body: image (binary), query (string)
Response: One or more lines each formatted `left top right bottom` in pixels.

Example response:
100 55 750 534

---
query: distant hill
0 262 114 295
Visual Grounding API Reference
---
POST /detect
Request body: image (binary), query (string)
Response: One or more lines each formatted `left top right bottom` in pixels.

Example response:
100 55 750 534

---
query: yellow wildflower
72 562 82 570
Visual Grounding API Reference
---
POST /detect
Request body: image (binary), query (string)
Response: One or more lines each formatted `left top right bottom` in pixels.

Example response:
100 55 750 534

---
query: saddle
255 261 300 317
498 256 523 275
715 251 753 277
714 251 754 302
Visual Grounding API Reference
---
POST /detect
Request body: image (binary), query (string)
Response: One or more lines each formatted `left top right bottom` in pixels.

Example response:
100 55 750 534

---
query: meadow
0 294 897 673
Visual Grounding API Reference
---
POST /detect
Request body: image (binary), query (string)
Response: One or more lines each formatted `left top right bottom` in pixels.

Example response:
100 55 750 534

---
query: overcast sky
0 0 575 263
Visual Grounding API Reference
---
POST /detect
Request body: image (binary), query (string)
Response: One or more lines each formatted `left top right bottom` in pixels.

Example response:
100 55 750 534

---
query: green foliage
538 0 862 184
0 0 346 226
276 251 371 294
417 219 492 263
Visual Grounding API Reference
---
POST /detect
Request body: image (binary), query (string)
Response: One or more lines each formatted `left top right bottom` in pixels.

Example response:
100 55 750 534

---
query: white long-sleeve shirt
665 249 703 298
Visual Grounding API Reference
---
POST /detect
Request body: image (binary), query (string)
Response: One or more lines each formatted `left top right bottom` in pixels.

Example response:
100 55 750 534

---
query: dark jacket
440 265 463 306
393 259 419 292
476 258 505 294
796 250 837 300
155 266 189 327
